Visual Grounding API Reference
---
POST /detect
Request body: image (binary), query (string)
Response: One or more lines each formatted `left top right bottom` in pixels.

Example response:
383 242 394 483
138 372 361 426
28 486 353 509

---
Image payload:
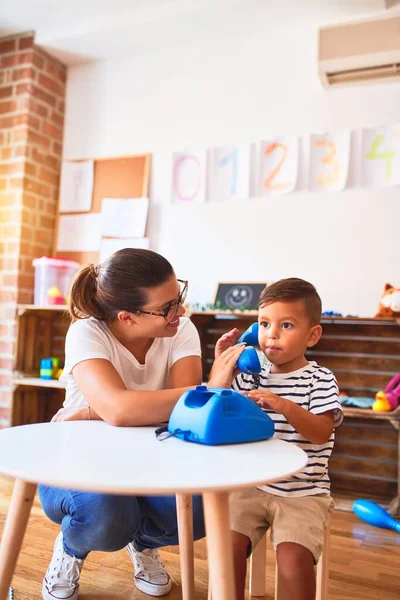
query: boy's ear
307 324 322 348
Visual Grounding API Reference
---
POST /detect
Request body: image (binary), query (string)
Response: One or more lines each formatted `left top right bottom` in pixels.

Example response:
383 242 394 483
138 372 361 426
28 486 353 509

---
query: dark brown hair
69 249 174 321
259 278 322 325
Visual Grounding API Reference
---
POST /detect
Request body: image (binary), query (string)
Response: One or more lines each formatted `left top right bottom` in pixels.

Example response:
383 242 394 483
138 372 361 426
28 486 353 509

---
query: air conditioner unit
319 15 400 88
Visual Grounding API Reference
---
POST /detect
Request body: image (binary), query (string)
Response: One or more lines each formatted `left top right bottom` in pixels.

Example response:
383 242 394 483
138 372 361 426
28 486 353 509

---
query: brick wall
0 32 66 427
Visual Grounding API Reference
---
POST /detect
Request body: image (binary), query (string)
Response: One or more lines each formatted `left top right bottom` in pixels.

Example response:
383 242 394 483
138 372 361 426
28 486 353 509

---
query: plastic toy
40 357 62 380
353 499 400 532
237 323 261 375
372 374 400 412
237 323 259 346
375 283 400 318
40 358 53 380
168 385 274 445
339 395 374 409
47 286 65 305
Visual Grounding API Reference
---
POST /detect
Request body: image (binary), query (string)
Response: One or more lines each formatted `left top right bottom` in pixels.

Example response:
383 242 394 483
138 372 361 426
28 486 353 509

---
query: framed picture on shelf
213 282 267 311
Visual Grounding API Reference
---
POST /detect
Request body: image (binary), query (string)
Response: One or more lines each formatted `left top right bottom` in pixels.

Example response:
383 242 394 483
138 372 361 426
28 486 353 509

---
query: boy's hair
259 278 322 325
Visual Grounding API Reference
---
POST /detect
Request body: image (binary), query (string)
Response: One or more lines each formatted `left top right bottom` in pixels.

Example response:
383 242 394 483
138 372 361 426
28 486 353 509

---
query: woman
40 248 243 600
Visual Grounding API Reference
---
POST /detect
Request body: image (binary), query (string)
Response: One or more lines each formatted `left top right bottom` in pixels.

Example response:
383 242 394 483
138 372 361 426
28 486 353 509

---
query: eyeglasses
137 279 188 324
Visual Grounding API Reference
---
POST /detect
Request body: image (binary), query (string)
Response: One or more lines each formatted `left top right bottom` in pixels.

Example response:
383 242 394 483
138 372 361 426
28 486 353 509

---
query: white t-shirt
60 317 201 408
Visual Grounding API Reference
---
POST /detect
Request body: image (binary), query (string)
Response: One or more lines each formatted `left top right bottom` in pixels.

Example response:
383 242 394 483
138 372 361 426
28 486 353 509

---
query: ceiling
0 0 399 65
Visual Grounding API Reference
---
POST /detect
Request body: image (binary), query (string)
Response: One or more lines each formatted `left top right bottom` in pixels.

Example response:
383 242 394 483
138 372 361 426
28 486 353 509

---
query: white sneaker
42 532 85 600
125 543 172 597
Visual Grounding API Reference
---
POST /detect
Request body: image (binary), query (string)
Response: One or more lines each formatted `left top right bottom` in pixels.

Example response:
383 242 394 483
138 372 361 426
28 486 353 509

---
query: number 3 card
259 136 299 196
362 126 400 188
309 131 351 192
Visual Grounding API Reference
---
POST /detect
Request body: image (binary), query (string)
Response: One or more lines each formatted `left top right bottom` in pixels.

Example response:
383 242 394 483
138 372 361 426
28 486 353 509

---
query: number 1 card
208 144 251 202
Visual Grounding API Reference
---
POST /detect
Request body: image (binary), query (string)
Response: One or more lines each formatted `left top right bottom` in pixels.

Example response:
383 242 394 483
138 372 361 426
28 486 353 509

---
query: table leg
203 491 235 600
0 479 37 600
176 493 195 600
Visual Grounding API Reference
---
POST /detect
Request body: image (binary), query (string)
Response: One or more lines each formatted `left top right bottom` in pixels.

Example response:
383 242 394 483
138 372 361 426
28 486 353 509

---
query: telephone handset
236 323 262 375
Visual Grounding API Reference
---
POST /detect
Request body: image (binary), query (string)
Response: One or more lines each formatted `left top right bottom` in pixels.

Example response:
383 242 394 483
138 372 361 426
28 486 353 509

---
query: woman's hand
208 344 246 388
244 390 288 414
51 406 93 422
214 328 240 358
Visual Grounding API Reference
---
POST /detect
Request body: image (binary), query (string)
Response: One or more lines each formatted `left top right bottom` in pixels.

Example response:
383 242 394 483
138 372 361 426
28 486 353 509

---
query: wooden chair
249 517 330 599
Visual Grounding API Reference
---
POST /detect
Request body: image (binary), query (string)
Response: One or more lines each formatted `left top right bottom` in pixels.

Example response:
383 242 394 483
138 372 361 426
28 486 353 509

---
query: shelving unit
12 376 66 389
12 305 400 515
12 304 70 426
190 312 400 515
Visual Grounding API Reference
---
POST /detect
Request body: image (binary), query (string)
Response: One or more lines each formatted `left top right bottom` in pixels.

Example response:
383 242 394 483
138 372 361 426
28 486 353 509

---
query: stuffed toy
376 283 400 318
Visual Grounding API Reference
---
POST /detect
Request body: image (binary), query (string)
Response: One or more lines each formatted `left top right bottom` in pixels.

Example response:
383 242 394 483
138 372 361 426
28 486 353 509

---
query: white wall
63 18 400 317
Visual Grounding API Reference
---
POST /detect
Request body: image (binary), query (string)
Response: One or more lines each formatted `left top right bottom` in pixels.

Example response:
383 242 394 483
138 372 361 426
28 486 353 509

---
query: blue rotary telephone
237 323 262 375
167 385 274 445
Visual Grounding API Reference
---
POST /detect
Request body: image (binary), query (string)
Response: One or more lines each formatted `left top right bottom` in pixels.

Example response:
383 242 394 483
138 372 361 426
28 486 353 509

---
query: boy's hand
215 328 240 358
245 390 288 414
208 344 246 388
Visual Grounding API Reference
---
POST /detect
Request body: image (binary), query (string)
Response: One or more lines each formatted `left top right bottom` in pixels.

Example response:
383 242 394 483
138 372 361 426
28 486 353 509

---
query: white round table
0 421 307 600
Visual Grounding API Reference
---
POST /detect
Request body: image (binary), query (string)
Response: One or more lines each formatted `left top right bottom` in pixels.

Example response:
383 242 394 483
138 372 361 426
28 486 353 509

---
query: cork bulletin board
53 153 151 265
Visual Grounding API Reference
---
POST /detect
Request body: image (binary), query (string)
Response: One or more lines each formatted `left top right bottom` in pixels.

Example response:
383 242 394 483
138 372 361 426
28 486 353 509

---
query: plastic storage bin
32 257 80 306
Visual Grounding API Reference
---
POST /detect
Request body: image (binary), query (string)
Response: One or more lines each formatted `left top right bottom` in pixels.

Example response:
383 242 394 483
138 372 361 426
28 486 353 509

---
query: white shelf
17 304 68 316
12 376 65 389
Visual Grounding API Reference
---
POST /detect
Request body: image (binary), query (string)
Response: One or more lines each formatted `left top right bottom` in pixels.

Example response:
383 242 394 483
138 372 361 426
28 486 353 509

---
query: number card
362 126 400 188
172 150 207 204
208 145 250 202
259 137 299 196
309 131 351 192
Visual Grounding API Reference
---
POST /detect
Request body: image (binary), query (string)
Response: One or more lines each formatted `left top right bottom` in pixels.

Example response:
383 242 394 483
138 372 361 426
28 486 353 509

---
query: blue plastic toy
168 385 275 445
353 499 400 532
40 358 54 380
237 323 262 375
238 323 259 346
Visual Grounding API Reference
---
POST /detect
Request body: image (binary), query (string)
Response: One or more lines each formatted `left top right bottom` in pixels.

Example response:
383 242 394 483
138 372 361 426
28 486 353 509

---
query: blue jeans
38 485 205 559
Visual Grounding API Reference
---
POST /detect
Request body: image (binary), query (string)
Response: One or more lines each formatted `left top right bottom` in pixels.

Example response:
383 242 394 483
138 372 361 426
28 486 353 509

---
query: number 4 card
362 126 400 188
259 136 299 196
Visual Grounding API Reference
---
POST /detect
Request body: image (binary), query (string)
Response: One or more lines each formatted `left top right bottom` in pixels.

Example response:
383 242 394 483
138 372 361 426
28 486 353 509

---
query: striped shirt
233 361 343 498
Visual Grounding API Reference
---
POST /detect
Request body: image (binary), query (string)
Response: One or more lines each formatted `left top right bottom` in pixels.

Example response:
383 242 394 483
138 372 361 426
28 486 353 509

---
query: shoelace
49 552 82 589
134 548 168 578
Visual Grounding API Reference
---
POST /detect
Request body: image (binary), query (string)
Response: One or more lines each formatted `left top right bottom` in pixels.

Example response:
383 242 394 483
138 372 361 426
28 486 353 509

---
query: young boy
212 277 343 600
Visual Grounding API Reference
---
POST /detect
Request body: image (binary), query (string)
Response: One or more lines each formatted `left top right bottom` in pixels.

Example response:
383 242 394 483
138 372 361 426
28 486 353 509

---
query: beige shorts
229 488 334 562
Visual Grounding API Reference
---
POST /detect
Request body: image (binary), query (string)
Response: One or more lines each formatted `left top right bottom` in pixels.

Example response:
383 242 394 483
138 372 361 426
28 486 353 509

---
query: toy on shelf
167 385 274 445
322 311 342 317
40 357 63 380
372 373 400 412
375 283 400 318
188 301 258 314
32 256 80 307
353 499 400 532
339 393 374 409
47 286 66 305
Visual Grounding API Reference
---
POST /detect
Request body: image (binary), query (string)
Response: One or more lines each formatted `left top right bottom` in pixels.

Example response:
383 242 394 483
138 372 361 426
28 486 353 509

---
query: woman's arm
52 356 202 424
71 358 194 427
56 344 245 426
167 355 202 388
